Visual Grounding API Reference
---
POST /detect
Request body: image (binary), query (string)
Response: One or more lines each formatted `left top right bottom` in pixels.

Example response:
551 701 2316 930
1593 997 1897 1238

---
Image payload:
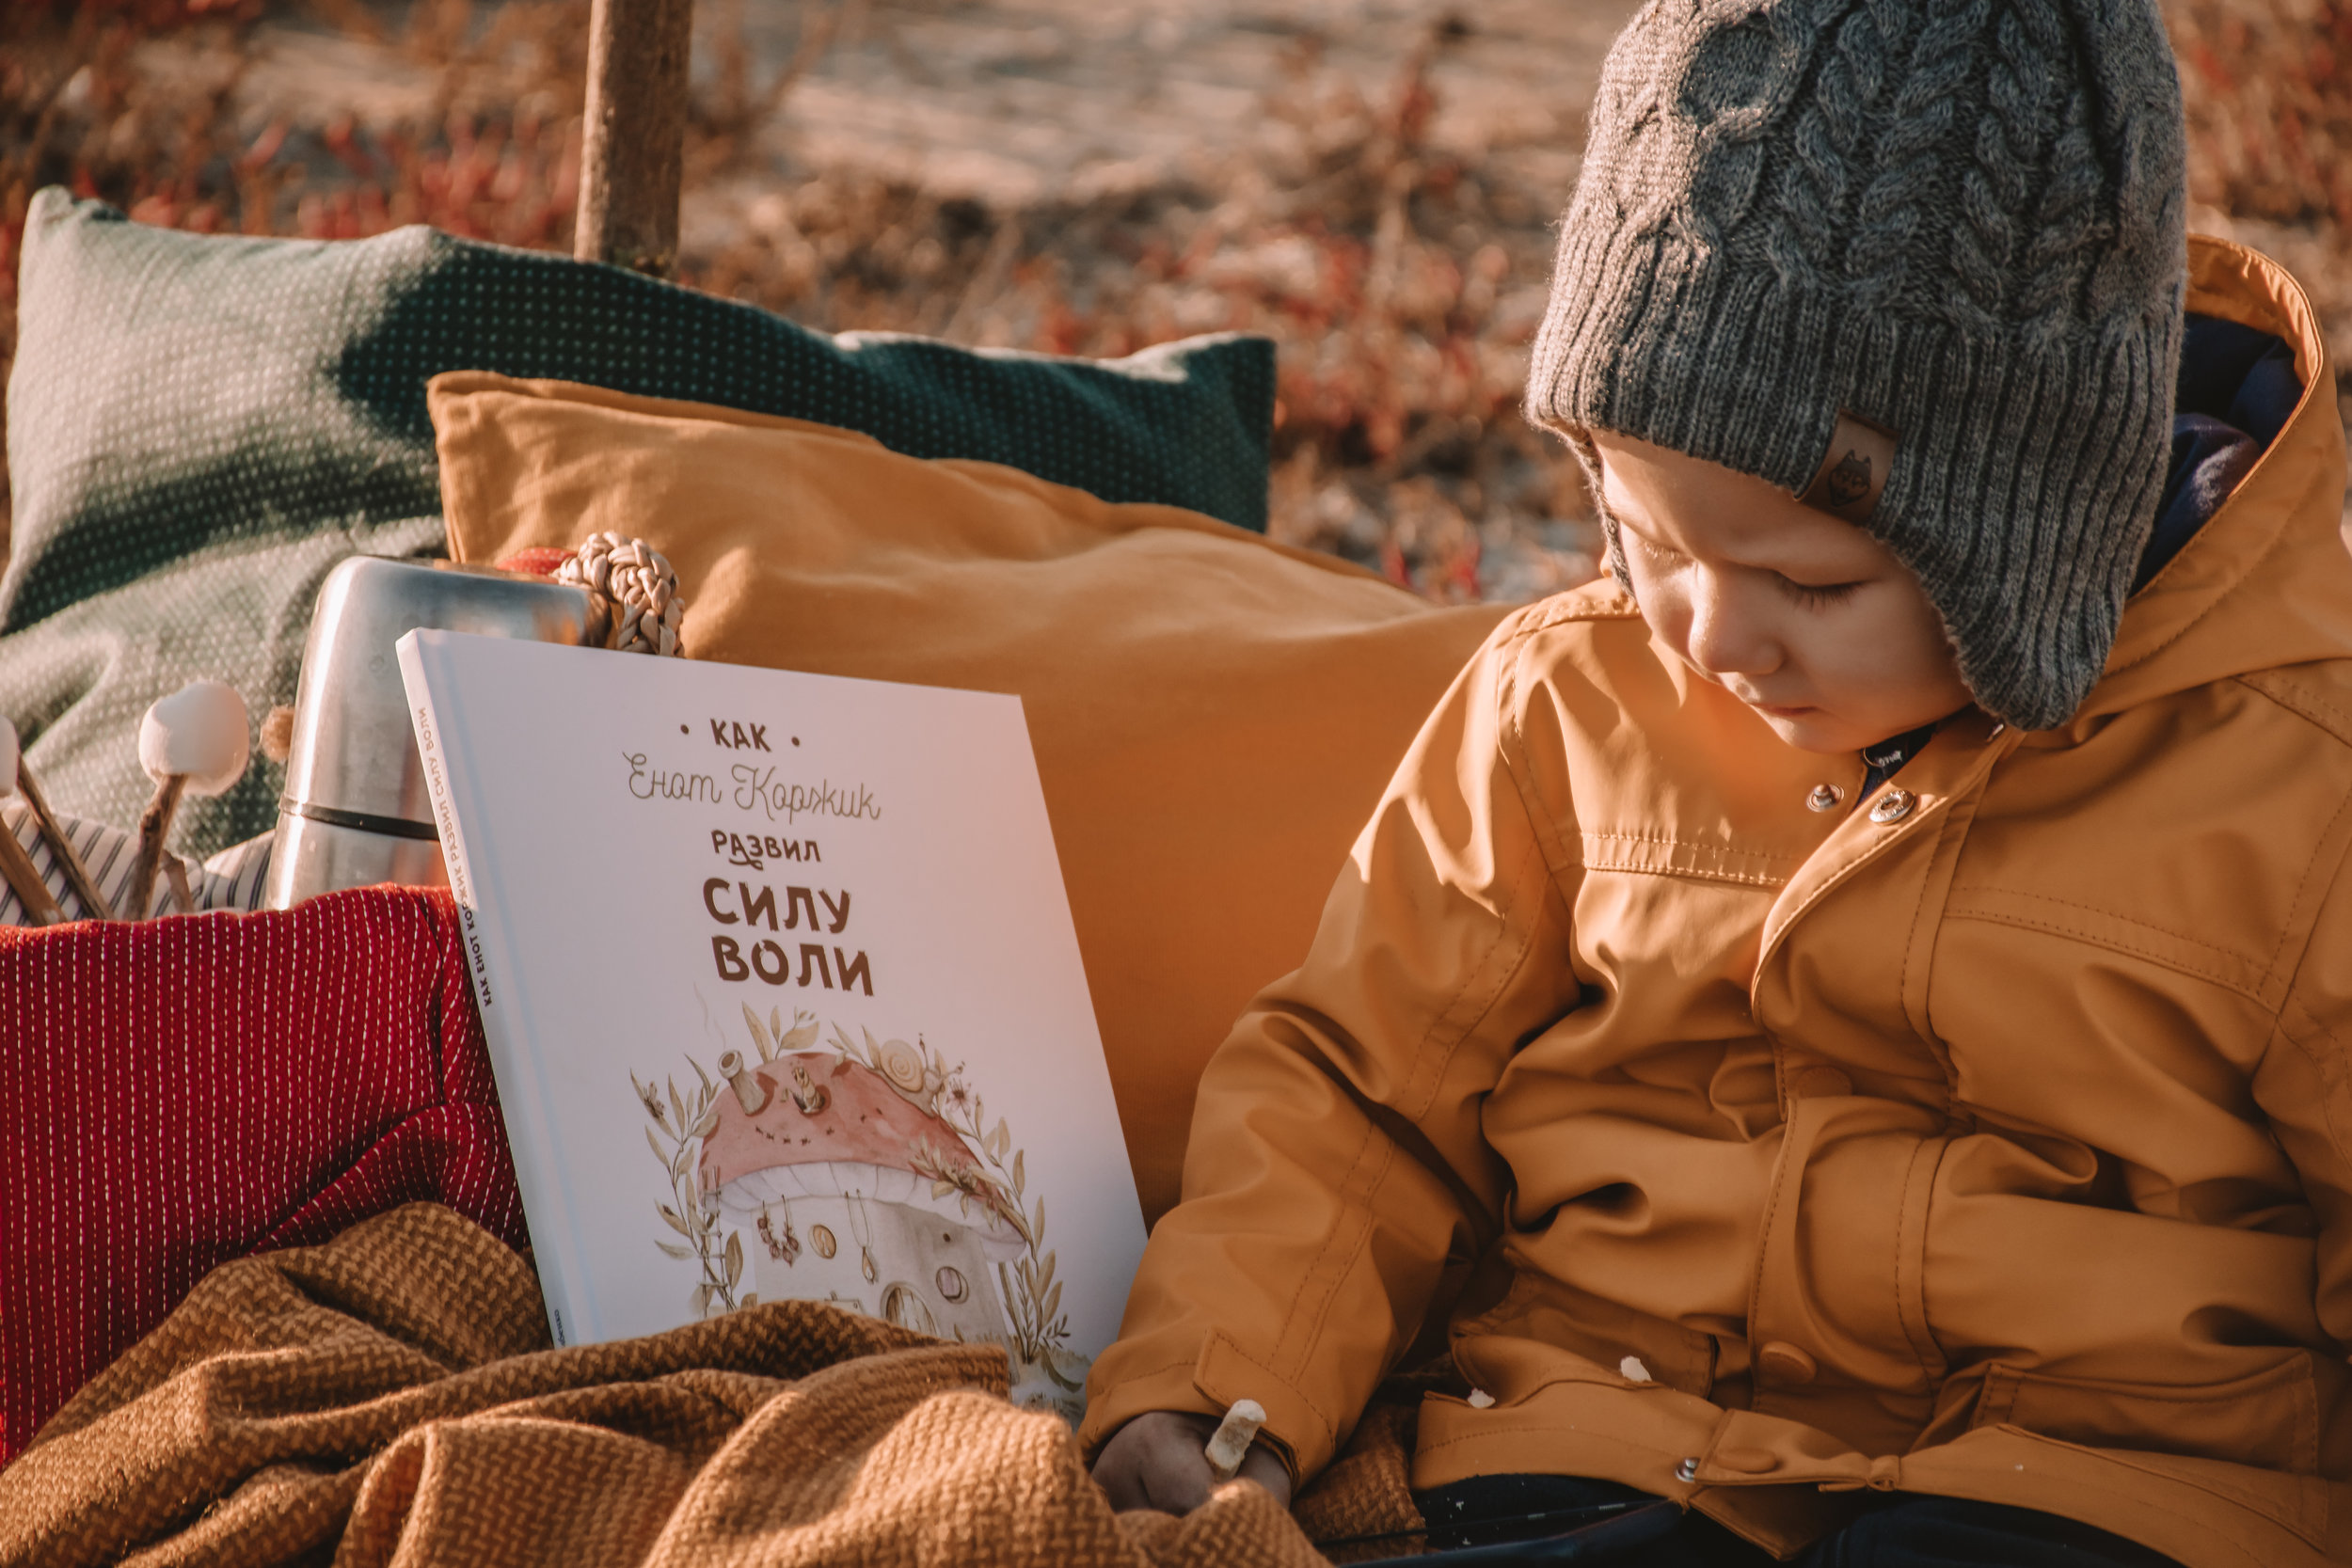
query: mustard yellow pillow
429 372 1509 1224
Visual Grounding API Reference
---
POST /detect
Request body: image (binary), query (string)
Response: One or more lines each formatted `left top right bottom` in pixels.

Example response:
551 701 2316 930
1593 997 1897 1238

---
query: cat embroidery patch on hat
1800 412 1899 526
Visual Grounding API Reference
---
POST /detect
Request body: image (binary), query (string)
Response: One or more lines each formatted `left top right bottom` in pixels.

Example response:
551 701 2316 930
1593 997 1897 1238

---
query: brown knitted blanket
0 1204 1422 1566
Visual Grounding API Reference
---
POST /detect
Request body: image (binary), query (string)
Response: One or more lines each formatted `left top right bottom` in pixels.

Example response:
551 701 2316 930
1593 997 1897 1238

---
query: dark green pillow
1 188 1273 858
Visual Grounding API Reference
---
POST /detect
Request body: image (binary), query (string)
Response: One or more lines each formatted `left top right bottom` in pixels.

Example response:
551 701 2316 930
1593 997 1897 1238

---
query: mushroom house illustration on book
637 1006 1089 1417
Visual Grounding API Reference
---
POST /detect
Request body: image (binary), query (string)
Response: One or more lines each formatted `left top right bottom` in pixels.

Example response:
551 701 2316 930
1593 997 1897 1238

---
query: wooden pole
577 0 694 277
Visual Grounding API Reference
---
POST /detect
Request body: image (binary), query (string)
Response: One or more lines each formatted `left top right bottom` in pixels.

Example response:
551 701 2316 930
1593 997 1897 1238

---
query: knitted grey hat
1527 0 2189 731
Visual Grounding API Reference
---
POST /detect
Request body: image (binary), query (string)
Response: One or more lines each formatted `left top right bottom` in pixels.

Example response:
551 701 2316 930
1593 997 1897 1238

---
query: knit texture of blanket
0 1202 1420 1567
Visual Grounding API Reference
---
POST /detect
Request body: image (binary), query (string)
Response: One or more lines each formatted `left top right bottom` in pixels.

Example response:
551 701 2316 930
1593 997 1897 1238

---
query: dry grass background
3 0 2347 604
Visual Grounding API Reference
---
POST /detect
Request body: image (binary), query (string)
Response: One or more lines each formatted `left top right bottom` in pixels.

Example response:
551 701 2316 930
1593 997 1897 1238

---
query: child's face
1593 431 1974 754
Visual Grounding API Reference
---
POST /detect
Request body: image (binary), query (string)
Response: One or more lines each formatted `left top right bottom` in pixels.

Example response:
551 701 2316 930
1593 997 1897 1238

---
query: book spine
396 630 589 1348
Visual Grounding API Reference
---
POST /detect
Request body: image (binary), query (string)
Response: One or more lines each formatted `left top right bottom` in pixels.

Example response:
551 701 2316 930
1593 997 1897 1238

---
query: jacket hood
2070 237 2352 729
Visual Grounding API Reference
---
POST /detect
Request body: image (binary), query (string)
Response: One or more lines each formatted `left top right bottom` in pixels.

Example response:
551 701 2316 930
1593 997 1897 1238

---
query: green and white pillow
2 188 1274 858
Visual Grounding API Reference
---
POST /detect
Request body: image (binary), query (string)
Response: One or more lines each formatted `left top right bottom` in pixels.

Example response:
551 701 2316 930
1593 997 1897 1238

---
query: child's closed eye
1778 576 1862 608
1627 531 1683 565
1625 523 1861 608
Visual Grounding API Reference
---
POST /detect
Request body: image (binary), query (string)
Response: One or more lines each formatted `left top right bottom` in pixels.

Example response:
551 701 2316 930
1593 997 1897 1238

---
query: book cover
396 629 1145 1418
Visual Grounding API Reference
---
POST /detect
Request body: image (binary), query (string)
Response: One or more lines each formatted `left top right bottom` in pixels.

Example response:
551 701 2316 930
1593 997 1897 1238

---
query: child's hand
1090 1409 1294 1515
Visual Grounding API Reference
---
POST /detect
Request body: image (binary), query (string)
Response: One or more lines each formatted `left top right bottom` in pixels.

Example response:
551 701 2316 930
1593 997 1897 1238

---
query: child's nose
1683 574 1779 679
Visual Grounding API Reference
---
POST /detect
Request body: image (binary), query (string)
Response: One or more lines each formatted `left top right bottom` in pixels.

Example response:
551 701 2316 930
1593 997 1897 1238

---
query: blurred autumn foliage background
2 0 2347 603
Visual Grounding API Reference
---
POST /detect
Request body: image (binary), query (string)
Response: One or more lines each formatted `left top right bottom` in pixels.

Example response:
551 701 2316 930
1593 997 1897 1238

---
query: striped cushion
0 800 272 925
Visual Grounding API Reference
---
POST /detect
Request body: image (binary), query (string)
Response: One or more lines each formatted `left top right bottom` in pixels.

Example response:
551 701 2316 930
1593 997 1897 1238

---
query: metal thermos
263 555 593 911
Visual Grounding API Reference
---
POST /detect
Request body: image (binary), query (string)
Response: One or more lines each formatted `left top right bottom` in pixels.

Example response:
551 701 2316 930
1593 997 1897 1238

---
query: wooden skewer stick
13 759 111 920
0 816 64 927
1202 1399 1266 1485
163 850 199 917
0 722 65 926
127 773 187 921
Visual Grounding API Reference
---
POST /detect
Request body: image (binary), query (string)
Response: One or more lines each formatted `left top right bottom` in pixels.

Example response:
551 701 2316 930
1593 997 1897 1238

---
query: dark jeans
1414 1475 2185 1566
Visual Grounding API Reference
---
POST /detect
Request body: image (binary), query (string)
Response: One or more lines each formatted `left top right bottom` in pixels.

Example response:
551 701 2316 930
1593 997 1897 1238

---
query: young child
1080 0 2352 1563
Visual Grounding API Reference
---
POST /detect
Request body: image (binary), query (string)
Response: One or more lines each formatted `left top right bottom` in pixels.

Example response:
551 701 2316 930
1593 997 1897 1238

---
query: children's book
397 630 1146 1418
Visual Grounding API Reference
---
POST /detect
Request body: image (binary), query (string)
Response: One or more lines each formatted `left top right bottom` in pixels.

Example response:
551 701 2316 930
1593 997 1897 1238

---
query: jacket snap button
1675 1457 1701 1483
1804 784 1843 813
1715 1447 1781 1475
1867 787 1915 824
1756 1341 1819 1384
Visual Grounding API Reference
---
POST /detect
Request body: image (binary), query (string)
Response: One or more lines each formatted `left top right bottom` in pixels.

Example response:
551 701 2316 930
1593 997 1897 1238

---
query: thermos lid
280 555 592 833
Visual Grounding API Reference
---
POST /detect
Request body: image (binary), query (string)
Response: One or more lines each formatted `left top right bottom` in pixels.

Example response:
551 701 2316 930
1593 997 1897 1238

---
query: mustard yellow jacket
1082 237 2352 1568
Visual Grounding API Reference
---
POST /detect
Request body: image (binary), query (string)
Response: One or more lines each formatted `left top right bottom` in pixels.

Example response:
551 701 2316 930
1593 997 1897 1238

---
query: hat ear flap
1558 426 1637 600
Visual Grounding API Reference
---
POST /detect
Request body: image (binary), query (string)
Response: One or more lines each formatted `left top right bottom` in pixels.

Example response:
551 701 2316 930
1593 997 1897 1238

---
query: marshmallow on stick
1 716 112 920
127 682 249 919
0 721 65 926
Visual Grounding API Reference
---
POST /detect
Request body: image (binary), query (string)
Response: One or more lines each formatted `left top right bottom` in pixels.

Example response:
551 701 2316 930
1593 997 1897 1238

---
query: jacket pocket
1970 1354 2325 1476
1452 1268 1718 1399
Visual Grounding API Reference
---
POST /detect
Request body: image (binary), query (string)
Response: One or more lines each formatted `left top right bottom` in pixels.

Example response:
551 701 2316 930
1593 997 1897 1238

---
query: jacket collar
2066 237 2352 731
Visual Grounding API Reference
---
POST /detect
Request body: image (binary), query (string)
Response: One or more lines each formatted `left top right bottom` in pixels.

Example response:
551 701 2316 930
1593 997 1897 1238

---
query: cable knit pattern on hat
1528 0 2188 730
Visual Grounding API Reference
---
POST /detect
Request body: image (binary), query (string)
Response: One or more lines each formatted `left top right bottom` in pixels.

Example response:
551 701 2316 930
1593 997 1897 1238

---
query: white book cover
396 629 1145 1418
